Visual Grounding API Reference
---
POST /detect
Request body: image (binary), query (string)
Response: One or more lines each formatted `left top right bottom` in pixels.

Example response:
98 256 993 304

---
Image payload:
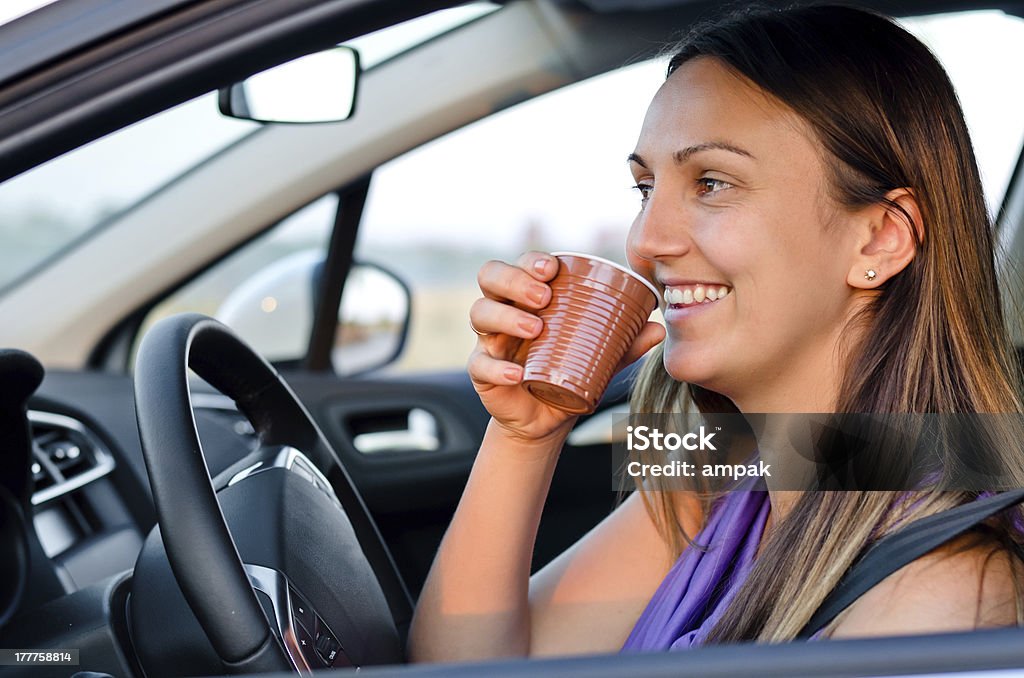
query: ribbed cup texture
522 254 658 414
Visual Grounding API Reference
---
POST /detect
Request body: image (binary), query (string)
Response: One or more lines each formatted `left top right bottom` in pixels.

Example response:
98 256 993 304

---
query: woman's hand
467 250 666 446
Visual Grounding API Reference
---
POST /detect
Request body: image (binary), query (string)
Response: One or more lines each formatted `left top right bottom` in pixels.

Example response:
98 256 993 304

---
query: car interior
3 0 1024 676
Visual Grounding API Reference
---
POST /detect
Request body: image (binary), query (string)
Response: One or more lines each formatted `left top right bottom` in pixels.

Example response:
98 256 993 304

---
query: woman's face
626 57 864 411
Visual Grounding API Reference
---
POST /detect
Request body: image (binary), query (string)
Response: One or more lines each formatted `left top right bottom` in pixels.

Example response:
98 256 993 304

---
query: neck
731 356 844 539
747 414 817 536
716 320 862 548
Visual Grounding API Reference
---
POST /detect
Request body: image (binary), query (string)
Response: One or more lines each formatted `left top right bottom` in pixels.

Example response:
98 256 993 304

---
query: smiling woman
409 3 1024 663
626 55 866 407
629 3 1024 645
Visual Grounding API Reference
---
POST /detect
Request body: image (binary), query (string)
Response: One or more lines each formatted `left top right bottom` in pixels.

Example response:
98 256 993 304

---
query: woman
408 4 1024 661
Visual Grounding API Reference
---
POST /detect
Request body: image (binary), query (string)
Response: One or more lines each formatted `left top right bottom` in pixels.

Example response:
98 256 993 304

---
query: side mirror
334 261 411 375
215 251 410 375
218 46 360 124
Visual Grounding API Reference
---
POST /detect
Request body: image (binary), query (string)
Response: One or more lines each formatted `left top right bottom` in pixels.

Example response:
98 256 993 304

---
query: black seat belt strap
797 489 1024 639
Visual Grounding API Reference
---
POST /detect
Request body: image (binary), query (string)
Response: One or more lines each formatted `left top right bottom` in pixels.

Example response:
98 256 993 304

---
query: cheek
693 215 844 325
690 221 761 280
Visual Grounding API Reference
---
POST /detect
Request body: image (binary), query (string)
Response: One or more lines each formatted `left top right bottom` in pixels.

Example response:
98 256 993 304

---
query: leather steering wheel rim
133 312 411 669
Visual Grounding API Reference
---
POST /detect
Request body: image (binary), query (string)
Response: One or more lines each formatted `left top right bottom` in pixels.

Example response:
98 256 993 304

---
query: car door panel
285 363 637 595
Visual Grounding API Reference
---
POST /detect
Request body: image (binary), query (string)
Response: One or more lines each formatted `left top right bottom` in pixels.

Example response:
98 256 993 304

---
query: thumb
615 321 666 372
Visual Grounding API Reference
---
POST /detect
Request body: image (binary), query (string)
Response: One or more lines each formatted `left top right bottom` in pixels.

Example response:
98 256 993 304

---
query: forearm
408 418 568 663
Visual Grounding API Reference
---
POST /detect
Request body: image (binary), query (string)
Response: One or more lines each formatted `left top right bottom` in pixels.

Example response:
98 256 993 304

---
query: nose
626 189 692 267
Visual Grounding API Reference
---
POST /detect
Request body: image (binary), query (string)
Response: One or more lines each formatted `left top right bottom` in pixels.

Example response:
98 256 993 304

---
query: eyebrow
628 141 756 168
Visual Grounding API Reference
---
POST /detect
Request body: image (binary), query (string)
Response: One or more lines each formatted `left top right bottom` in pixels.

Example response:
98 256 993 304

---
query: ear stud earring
864 269 877 281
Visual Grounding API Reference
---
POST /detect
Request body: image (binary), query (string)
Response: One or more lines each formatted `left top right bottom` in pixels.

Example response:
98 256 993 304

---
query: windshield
0 2 499 294
0 93 260 294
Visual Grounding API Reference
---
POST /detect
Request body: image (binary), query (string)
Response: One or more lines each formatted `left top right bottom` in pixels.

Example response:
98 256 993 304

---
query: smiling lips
662 283 732 307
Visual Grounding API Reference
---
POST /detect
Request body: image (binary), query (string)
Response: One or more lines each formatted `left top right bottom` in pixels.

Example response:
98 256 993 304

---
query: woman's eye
697 177 733 196
632 183 653 203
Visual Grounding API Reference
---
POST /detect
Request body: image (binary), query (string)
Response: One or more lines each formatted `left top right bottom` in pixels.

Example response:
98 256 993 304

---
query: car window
900 10 1024 210
356 9 1024 375
355 58 665 374
347 2 498 69
135 194 338 365
0 92 260 294
0 1 499 300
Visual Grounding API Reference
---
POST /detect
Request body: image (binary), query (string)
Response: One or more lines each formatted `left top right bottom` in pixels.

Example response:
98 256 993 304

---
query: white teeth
664 288 685 305
663 284 732 307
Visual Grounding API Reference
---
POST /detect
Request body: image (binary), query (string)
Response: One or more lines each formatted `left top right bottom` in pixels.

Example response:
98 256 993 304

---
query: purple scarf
620 486 778 651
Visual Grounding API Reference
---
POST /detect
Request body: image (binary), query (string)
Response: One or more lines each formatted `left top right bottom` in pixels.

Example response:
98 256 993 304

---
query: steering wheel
130 313 410 676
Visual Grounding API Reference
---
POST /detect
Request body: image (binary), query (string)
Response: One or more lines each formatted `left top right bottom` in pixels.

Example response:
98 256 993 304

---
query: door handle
350 408 440 454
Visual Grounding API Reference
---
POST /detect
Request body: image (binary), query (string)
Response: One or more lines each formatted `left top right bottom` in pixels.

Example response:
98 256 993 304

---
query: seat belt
797 489 1024 639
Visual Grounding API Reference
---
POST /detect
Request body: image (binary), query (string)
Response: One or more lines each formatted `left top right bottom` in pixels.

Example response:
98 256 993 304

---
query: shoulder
526 490 703 656
827 533 1022 639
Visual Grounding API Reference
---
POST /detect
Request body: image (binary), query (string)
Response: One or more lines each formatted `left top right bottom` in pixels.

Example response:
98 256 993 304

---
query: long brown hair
630 3 1024 643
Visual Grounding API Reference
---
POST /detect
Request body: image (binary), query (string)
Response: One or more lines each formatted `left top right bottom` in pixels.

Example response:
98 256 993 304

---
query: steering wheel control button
290 458 316 484
294 622 321 666
314 616 346 666
289 586 317 633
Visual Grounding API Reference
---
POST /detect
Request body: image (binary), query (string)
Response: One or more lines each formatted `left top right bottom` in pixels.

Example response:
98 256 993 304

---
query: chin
662 344 720 387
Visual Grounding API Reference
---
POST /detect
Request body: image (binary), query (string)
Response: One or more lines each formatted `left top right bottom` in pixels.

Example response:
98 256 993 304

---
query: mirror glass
334 263 409 374
215 251 409 374
219 46 359 124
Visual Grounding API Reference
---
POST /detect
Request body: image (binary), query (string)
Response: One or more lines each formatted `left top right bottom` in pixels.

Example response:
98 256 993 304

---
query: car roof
0 0 197 88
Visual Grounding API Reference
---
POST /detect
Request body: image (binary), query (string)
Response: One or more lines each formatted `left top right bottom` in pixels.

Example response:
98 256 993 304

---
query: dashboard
26 370 260 604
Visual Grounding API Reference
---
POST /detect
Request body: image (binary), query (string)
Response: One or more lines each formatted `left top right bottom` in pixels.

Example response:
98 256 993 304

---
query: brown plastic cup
527 346 619 384
542 292 648 327
521 252 660 414
527 329 637 376
550 277 653 318
538 313 644 347
534 326 635 368
536 311 638 342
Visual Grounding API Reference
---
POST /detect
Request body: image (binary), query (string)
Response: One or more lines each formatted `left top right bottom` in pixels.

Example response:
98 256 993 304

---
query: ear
846 188 922 289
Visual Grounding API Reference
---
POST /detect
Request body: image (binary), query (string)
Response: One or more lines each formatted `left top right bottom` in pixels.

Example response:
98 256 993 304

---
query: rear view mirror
218 46 360 124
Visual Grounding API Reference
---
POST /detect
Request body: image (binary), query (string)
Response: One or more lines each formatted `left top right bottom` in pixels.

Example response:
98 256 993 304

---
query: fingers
616 321 666 372
467 348 524 389
470 297 543 340
477 251 556 309
515 251 559 282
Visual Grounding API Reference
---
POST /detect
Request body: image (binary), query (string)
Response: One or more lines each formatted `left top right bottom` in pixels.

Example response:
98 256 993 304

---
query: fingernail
534 258 549 274
519 317 542 334
528 284 548 306
505 366 522 381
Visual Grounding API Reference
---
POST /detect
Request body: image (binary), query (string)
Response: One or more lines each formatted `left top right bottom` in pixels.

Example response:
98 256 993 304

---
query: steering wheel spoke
130 314 408 676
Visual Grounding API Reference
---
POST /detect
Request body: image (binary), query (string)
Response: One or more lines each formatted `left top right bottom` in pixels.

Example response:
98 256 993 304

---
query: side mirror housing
216 251 410 375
